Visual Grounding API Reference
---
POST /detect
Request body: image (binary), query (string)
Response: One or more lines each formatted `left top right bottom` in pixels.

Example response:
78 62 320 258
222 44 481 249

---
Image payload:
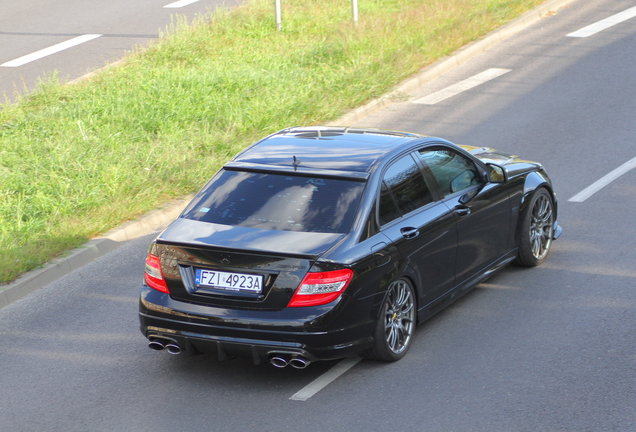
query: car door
377 153 458 307
417 147 511 285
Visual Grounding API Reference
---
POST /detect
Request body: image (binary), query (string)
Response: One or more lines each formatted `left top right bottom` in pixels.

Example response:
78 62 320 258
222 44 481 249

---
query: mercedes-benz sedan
139 127 562 368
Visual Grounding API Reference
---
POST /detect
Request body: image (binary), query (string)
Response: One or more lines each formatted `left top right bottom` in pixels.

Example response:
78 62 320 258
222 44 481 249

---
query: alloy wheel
529 193 554 260
384 279 415 355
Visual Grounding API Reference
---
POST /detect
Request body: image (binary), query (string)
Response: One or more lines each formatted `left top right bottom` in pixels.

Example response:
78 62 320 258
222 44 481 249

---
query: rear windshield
182 170 365 234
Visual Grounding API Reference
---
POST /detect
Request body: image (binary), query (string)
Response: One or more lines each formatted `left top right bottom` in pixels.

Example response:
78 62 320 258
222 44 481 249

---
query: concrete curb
0 196 192 309
0 0 576 310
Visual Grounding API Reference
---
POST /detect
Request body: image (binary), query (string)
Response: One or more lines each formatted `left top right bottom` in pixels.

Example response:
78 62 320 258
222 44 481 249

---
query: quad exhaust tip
148 340 166 351
289 357 310 369
148 338 182 355
149 342 306 365
270 356 289 368
165 344 182 355
269 353 311 369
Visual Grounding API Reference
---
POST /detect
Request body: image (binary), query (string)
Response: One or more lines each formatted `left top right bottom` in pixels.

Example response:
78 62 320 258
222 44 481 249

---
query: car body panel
232 127 422 174
380 200 457 307
158 217 345 257
444 182 513 285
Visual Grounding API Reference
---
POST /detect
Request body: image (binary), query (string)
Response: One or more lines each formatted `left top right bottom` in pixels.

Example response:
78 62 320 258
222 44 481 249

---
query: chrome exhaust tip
289 356 311 369
165 343 182 355
148 340 166 351
269 356 290 368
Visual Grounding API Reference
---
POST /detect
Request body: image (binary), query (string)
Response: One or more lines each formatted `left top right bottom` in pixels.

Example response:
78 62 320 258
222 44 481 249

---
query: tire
364 278 416 362
515 188 554 267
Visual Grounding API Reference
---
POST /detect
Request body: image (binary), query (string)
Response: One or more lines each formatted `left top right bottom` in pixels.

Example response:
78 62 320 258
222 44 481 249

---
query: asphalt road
2 0 636 430
0 0 239 101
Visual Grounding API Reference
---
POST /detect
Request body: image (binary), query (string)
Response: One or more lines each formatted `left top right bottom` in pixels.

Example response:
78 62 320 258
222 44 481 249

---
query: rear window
182 170 365 234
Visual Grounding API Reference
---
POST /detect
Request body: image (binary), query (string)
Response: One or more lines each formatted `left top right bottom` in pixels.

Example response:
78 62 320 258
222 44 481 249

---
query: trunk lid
154 218 345 310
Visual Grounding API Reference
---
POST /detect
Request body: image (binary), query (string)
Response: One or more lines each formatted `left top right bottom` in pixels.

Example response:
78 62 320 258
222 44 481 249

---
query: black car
139 127 562 368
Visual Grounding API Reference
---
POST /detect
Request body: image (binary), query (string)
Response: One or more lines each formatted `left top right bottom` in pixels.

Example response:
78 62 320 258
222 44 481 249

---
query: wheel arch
520 171 557 210
372 269 419 325
515 170 557 245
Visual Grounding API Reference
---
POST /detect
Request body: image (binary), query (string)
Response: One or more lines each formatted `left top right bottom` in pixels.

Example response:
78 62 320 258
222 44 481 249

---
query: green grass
0 0 546 284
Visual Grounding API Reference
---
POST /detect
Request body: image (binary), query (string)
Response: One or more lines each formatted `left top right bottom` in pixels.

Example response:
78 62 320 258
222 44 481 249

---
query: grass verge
0 0 546 284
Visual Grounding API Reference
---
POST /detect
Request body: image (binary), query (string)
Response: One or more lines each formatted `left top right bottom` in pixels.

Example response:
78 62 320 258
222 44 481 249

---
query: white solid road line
164 0 200 8
290 356 362 401
413 68 511 105
569 156 636 202
1 34 103 68
567 6 636 38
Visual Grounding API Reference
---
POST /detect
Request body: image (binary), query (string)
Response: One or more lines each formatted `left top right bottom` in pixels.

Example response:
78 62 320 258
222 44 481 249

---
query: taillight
287 269 353 307
144 253 169 294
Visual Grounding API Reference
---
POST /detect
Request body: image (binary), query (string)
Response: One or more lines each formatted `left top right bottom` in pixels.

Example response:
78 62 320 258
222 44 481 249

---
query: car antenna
293 156 301 171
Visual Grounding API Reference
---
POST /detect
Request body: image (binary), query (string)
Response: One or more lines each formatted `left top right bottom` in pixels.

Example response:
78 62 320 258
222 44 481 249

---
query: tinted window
182 170 365 234
379 154 433 225
379 182 400 226
418 149 482 197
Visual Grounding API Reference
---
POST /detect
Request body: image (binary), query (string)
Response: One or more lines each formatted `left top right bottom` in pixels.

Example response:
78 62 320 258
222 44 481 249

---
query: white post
275 0 282 31
351 0 358 24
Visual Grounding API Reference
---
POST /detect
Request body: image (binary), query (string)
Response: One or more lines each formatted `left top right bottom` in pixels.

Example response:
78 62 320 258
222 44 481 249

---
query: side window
378 154 433 225
379 182 400 225
418 149 483 197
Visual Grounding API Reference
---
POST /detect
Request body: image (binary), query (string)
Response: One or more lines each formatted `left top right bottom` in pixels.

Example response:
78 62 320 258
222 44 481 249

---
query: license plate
195 269 263 293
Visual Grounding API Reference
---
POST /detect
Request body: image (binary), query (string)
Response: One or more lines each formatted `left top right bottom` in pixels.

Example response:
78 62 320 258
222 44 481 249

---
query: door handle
455 206 471 217
400 227 419 239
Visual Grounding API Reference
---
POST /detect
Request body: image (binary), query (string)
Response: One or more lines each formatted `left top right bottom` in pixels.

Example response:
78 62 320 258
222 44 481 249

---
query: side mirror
487 163 506 183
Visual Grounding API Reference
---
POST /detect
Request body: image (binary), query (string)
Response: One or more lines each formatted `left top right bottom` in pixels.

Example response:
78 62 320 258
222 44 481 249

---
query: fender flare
515 170 559 245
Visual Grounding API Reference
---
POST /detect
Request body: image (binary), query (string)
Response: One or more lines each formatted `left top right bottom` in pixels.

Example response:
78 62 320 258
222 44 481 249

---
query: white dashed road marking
413 68 511 105
1 34 103 67
290 356 362 401
164 0 200 8
567 6 636 38
569 156 636 202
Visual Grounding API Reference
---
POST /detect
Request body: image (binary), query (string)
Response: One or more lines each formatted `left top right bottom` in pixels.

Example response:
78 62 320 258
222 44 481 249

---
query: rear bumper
138 287 375 363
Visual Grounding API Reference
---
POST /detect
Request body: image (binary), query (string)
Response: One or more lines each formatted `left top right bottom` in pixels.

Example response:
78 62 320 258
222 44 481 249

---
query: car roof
226 127 429 179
